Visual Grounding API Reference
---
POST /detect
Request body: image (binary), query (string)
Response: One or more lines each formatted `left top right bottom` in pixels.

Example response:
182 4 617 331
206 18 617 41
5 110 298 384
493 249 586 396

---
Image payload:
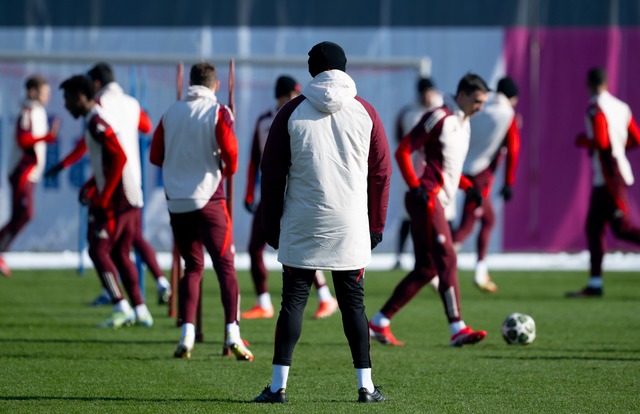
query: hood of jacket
186 85 218 103
302 70 357 114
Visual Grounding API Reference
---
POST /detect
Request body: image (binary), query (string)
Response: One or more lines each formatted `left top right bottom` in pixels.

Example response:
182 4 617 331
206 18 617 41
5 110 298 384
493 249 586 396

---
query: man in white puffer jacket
254 41 392 404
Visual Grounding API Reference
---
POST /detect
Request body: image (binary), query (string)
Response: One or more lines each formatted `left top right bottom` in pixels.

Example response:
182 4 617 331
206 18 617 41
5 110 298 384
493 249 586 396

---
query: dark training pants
273 266 371 369
380 191 463 323
170 199 239 326
587 185 640 276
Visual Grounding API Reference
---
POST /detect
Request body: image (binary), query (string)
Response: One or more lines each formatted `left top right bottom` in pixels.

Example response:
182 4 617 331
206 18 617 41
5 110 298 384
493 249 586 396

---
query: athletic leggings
273 266 370 369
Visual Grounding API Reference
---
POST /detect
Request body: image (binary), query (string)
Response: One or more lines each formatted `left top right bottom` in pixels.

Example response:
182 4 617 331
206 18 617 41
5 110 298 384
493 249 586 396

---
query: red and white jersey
150 85 238 213
396 94 472 208
84 105 129 211
261 70 391 270
96 82 150 207
465 92 519 184
9 99 51 183
586 91 635 186
244 107 277 204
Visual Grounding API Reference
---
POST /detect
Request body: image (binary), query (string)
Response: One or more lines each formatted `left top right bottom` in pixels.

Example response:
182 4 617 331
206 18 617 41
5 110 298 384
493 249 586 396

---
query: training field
1 268 639 413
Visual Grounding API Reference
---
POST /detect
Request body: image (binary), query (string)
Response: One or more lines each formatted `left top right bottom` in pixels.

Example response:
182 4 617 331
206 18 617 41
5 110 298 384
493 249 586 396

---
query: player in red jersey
0 76 59 278
60 75 152 328
150 62 252 361
567 68 640 298
452 77 521 293
369 74 489 347
47 62 172 305
242 75 338 320
393 77 443 271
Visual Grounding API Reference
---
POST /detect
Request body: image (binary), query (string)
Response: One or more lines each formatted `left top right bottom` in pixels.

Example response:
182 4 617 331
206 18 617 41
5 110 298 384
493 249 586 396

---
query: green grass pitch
1 268 639 413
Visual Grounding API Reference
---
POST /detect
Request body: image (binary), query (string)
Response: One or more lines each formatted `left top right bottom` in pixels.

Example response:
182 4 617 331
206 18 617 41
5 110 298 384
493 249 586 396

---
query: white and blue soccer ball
501 312 536 345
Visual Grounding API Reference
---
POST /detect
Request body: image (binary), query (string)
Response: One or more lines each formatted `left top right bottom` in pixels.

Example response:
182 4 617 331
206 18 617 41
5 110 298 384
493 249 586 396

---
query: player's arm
16 108 57 149
261 97 301 249
625 116 640 150
590 110 610 151
244 120 262 212
138 109 153 134
358 97 392 248
504 116 520 186
45 139 87 177
90 121 127 209
395 122 426 190
149 118 165 167
215 105 238 177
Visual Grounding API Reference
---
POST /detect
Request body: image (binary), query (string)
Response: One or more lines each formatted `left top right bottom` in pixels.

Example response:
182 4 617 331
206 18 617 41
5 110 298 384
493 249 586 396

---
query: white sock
226 322 241 345
156 276 170 290
270 365 290 392
356 368 374 393
474 260 488 284
180 323 195 349
258 292 273 309
134 304 150 319
317 285 333 302
371 311 390 328
114 299 132 314
450 320 467 336
587 276 603 288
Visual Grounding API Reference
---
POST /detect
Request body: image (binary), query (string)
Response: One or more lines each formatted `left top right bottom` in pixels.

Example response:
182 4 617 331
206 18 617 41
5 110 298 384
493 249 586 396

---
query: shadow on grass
481 355 640 362
0 338 176 345
0 395 253 404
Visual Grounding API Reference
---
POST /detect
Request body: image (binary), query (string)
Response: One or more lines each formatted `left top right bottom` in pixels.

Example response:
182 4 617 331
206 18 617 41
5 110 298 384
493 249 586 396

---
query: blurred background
1 0 639 258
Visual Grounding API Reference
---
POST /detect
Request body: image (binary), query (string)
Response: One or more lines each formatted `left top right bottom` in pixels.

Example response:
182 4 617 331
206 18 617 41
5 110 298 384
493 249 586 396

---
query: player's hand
575 133 590 148
409 185 429 205
79 182 97 206
44 164 64 178
370 232 383 250
500 185 513 201
244 200 256 214
466 186 483 207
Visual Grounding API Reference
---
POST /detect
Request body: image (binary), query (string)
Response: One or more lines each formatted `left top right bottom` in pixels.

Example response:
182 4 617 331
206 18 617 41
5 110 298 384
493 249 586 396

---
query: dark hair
587 67 607 89
496 77 519 99
417 77 435 93
275 75 300 98
59 75 96 100
190 62 217 88
25 75 48 91
456 73 490 96
87 62 115 85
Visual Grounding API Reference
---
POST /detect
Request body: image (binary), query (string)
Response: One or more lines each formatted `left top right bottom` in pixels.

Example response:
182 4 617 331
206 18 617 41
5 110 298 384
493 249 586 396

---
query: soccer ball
501 313 536 345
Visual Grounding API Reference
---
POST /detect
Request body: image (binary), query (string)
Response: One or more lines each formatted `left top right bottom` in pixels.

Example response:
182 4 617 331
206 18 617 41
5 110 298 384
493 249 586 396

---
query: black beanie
308 41 347 77
275 75 300 98
497 77 519 99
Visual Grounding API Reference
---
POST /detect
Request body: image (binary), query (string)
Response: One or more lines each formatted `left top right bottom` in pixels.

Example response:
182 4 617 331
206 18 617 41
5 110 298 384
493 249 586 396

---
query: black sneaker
254 386 286 403
565 286 603 298
358 386 386 403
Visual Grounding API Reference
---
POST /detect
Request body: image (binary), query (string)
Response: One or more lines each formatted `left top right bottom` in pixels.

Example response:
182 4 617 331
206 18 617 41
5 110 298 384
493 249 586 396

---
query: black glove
244 200 256 214
466 186 483 207
500 185 513 201
409 185 429 205
370 232 383 250
44 164 64 178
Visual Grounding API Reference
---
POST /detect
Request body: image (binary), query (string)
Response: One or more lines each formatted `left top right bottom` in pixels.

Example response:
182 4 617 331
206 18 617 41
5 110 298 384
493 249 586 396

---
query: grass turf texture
1 268 639 413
